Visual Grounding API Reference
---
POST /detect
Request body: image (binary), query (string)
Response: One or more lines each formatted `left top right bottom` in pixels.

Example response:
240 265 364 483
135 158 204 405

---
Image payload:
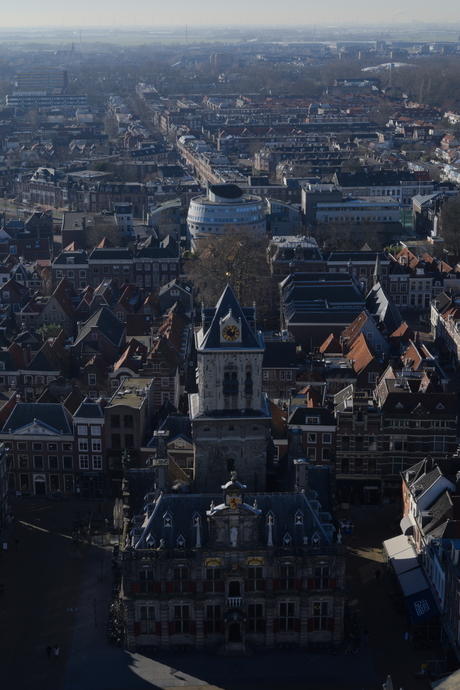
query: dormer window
295 510 303 526
146 532 156 548
163 511 172 528
283 532 292 546
176 533 185 549
312 532 321 546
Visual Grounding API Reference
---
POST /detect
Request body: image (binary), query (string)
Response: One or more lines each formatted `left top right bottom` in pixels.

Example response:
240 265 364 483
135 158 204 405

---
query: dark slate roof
423 490 453 536
286 310 364 325
135 236 178 259
417 465 445 491
365 283 403 333
74 398 104 419
73 306 125 348
335 170 424 185
2 402 72 434
53 250 88 265
159 414 192 443
288 407 335 426
0 350 18 371
327 251 389 263
88 248 133 261
14 331 40 346
200 284 262 350
133 490 334 550
26 349 60 373
262 341 297 369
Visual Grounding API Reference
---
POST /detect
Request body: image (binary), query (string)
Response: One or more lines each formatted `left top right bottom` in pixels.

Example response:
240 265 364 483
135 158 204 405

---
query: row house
134 236 180 290
143 336 180 410
80 355 111 400
122 475 346 653
375 367 457 499
334 388 383 506
88 246 133 288
288 397 336 467
0 331 69 401
110 340 149 394
71 306 126 369
72 181 152 217
21 331 70 401
52 238 180 292
326 252 390 293
157 308 193 391
1 402 74 498
11 261 46 293
0 278 31 317
36 278 76 337
104 377 155 494
431 291 460 365
52 248 89 291
340 311 390 360
73 398 106 499
398 460 460 659
261 339 298 401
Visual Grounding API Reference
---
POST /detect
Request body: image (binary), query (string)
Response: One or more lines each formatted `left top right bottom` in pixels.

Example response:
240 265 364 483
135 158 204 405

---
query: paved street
0 498 441 690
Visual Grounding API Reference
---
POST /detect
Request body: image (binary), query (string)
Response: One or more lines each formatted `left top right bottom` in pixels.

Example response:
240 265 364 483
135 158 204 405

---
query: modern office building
187 184 266 249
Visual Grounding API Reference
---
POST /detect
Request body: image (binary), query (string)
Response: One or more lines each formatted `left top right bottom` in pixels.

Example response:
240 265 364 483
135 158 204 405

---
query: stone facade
190 285 272 493
122 476 346 654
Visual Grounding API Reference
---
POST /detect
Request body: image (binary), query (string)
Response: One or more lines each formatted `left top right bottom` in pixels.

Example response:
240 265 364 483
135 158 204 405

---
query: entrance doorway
34 475 46 496
228 623 240 642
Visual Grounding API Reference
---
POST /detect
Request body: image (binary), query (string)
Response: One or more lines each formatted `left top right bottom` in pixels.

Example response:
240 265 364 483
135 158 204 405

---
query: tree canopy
183 226 278 326
440 196 460 254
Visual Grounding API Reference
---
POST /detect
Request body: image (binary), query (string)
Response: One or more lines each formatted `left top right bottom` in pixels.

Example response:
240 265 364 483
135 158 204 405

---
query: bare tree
183 226 279 326
440 196 460 254
85 216 123 249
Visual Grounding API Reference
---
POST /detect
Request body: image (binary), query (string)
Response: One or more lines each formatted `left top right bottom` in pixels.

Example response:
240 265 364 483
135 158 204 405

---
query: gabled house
23 331 71 401
37 277 76 337
72 397 106 499
71 306 126 368
0 278 30 317
341 311 389 360
79 356 111 399
346 333 383 391
0 401 74 497
110 339 148 392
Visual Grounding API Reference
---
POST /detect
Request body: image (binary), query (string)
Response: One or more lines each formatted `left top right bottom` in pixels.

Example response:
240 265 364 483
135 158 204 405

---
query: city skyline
2 1 460 30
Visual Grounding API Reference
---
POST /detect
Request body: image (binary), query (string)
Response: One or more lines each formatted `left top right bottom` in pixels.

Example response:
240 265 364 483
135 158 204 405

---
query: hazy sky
2 0 460 29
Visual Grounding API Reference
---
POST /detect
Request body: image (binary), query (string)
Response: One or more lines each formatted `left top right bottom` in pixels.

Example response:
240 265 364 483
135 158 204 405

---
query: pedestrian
46 645 52 659
14 538 19 550
374 569 381 582
363 629 369 643
53 645 60 659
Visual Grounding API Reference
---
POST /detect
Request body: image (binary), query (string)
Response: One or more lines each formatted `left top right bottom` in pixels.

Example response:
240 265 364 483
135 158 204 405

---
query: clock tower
190 285 271 493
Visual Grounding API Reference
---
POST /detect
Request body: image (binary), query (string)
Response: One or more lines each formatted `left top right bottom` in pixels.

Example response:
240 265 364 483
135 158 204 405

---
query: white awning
400 515 415 535
383 534 413 558
398 566 428 597
383 534 419 576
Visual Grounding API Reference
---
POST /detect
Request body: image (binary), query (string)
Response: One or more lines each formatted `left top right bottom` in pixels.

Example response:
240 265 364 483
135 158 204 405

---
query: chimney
294 457 309 492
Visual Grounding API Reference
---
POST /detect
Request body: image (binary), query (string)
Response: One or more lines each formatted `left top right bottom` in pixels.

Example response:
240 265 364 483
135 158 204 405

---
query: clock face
222 324 240 342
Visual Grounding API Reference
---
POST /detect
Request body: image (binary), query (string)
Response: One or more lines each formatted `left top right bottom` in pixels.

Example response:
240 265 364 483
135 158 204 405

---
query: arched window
244 371 253 395
223 371 238 395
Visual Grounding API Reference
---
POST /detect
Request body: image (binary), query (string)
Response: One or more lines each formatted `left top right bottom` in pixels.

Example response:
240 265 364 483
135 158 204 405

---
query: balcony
227 597 242 608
